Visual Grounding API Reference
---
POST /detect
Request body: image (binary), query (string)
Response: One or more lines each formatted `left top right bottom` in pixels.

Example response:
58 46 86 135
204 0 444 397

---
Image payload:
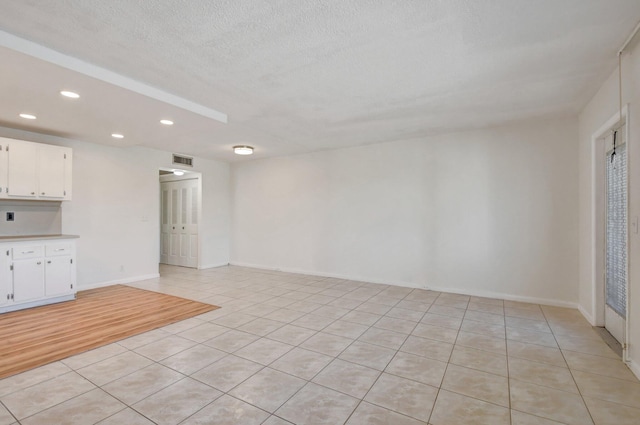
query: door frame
590 104 630 361
159 169 203 269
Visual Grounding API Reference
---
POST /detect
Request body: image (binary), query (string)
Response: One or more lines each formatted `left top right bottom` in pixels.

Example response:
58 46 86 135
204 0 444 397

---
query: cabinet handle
54 248 65 251
47 260 51 264
22 251 34 254
31 192 35 195
182 226 185 230
41 192 45 195
37 261 41 265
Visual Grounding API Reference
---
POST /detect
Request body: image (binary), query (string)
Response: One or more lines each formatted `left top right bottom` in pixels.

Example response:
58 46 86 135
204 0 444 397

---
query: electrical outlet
6 212 14 222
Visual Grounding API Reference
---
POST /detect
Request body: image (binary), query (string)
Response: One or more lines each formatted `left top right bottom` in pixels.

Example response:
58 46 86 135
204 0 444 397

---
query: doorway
592 107 629 359
159 170 202 268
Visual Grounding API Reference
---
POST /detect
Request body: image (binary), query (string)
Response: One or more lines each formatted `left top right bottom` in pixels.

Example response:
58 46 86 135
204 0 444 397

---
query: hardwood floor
0 285 218 379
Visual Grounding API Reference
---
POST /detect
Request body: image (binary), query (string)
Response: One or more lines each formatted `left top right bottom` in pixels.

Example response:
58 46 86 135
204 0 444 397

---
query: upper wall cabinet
0 137 72 201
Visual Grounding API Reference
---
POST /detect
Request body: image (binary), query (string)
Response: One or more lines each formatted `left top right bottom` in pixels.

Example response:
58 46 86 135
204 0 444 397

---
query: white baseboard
423 284 577 309
0 294 75 313
628 358 640 381
577 304 596 326
198 263 230 270
79 273 160 290
229 261 578 309
230 261 423 288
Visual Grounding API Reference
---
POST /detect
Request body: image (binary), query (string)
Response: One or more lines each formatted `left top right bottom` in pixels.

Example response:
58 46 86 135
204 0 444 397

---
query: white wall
0 128 231 288
231 118 579 305
578 37 640 374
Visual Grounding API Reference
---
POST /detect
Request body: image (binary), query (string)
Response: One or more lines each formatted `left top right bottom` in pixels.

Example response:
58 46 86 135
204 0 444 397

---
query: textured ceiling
0 0 639 161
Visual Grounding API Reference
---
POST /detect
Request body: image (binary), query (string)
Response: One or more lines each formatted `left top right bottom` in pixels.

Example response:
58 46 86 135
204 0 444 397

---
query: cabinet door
0 248 10 306
0 140 7 198
12 259 45 302
45 256 73 297
7 142 38 198
38 145 67 199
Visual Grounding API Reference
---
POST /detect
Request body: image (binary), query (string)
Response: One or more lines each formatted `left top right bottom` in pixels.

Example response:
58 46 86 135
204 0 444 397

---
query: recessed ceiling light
111 133 124 139
233 145 254 155
19 113 36 120
173 170 185 176
160 119 174 126
60 90 80 99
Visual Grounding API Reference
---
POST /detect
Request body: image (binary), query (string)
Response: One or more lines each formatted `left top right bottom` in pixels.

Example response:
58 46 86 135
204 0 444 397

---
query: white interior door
179 180 199 268
160 178 199 268
169 183 180 265
160 185 170 264
604 128 627 345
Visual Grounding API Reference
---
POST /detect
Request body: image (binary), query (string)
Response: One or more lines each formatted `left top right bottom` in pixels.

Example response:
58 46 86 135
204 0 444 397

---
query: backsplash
0 201 62 236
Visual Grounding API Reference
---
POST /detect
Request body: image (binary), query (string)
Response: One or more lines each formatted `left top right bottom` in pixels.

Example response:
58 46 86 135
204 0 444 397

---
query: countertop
0 234 79 242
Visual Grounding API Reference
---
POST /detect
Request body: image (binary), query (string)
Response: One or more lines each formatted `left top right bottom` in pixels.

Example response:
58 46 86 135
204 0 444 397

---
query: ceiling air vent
172 154 193 167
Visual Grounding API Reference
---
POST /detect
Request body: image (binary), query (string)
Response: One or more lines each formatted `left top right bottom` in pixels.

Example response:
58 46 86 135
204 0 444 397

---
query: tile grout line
341 288 434 425
424 292 465 425
504 306 512 425
541 306 596 425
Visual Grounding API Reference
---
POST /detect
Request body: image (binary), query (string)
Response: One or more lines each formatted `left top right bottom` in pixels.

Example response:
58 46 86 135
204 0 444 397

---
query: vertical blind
606 142 627 317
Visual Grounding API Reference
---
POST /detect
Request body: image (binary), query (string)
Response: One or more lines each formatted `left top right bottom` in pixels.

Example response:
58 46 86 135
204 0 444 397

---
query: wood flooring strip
0 307 214 376
0 285 219 379
0 297 200 339
0 296 205 338
1 302 214 355
2 303 212 354
0 287 202 325
1 294 211 347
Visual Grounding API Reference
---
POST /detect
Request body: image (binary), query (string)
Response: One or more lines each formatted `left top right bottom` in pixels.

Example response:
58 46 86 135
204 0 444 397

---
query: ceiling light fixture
111 133 124 139
19 113 36 120
233 145 254 155
160 119 174 126
173 170 185 176
60 90 80 99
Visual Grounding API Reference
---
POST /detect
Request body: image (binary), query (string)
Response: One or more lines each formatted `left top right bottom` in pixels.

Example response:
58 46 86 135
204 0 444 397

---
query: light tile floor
1 265 639 424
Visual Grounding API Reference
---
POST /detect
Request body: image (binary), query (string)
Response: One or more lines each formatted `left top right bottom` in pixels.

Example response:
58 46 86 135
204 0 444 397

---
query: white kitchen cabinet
0 137 72 201
0 141 7 198
44 242 74 297
0 249 9 307
38 144 68 199
12 258 45 302
7 141 38 198
0 237 77 313
45 257 73 297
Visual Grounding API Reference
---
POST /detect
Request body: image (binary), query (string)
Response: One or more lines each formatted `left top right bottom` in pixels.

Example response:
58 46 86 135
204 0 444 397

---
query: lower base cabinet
12 258 45 303
45 256 74 297
0 238 76 313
